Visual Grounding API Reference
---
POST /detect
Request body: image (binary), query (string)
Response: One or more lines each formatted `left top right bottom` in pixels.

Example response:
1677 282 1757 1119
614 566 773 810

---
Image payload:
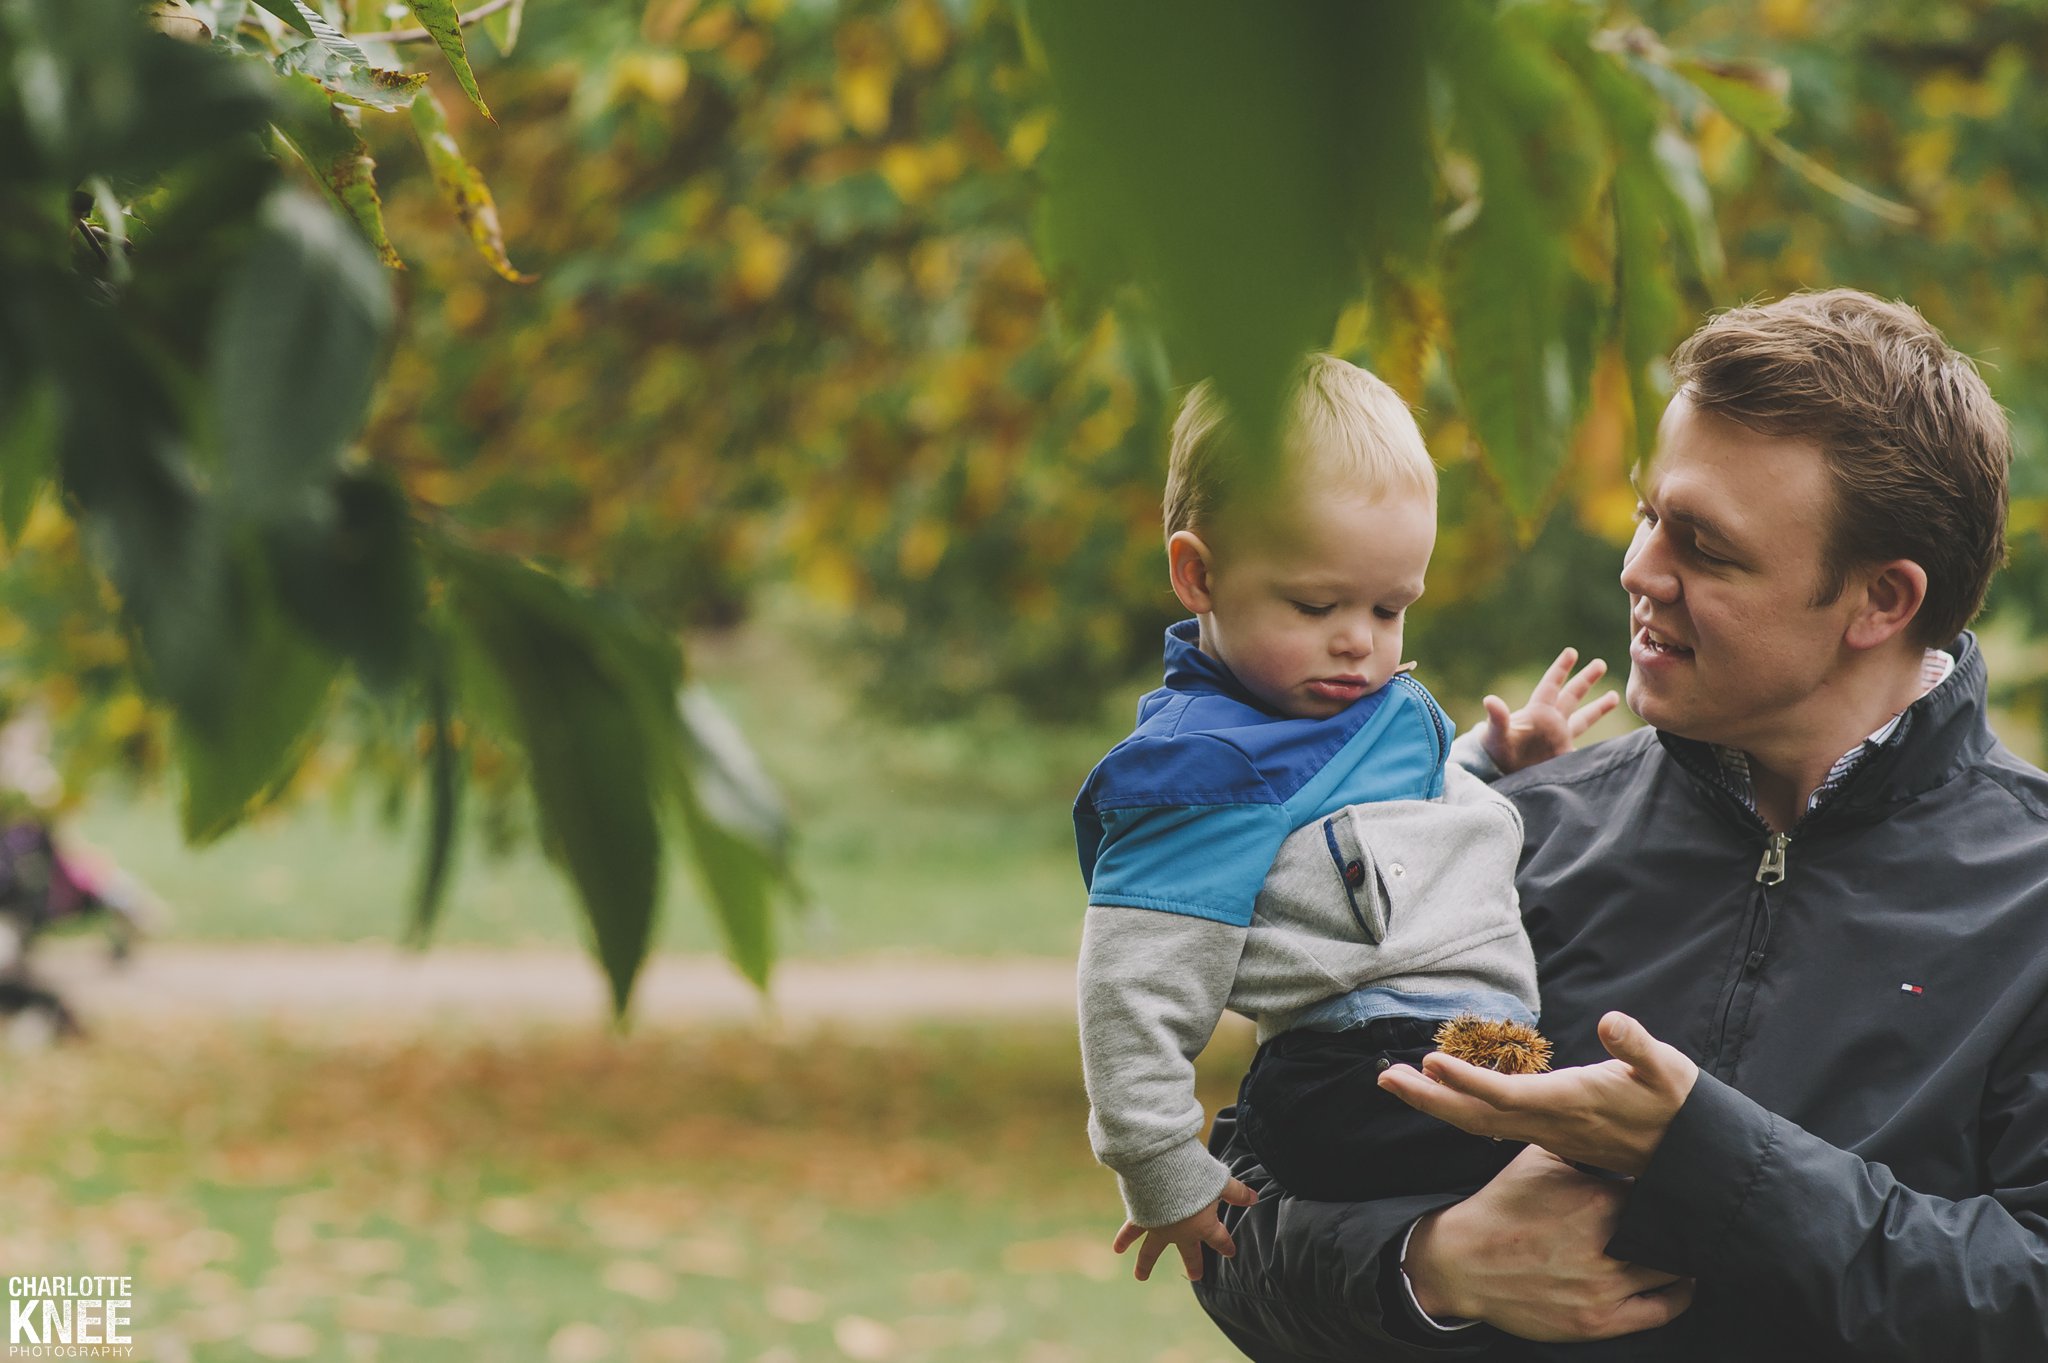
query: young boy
1073 356 1615 1283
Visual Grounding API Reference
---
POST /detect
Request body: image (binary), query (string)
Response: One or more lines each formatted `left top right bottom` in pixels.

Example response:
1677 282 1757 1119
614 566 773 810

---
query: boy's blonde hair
1163 355 1436 540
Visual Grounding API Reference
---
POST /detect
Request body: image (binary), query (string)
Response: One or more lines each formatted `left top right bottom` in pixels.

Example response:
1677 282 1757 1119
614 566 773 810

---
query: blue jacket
1075 618 1456 927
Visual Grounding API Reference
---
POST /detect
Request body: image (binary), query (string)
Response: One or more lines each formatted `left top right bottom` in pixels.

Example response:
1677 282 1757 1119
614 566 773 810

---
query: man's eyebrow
1629 472 1745 550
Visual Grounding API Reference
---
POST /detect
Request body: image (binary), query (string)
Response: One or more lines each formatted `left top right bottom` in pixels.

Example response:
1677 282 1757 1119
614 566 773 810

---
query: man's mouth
1634 623 1694 659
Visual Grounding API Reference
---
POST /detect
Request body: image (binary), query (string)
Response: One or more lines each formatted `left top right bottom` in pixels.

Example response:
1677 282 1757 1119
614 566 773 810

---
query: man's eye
1691 545 1733 568
1290 601 1335 617
1632 503 1657 525
1374 607 1403 621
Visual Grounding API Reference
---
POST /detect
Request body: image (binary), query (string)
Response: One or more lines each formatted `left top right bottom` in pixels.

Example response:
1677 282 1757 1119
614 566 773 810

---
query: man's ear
1844 559 1929 652
1167 530 1217 615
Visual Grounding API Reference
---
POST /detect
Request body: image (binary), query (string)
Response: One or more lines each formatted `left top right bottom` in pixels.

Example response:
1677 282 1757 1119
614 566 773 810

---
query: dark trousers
1236 1015 1522 1202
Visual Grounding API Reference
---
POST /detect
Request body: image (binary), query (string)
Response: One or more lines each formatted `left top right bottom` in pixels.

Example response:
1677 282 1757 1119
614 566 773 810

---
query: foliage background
355 0 2048 732
8 0 2048 958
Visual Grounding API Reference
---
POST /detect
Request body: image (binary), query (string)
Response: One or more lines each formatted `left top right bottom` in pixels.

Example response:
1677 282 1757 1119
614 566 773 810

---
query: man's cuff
1397 1218 1481 1333
1605 1069 1780 1275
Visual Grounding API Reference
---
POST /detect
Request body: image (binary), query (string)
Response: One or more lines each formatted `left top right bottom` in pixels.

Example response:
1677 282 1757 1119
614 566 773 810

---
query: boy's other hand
1482 647 1620 775
1110 1178 1258 1281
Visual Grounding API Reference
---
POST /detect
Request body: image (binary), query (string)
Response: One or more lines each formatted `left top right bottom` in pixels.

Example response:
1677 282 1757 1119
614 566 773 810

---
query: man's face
1195 483 1435 720
1622 393 1860 752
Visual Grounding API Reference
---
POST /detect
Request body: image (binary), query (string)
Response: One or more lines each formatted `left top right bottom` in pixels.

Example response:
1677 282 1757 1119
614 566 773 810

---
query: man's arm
1608 1071 2048 1361
1386 1010 2048 1359
1192 1104 1486 1361
1193 1111 1692 1360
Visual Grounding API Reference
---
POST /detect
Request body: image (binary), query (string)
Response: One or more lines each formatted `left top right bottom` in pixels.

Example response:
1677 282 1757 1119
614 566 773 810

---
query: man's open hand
1405 1145 1695 1342
1482 647 1620 775
1111 1178 1258 1282
1378 1011 1700 1176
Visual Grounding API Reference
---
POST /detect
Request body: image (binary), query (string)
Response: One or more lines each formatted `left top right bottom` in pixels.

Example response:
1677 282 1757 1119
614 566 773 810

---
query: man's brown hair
1671 289 2011 647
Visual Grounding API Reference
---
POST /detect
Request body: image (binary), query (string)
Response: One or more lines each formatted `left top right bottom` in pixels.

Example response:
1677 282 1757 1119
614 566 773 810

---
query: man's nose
1620 526 1678 602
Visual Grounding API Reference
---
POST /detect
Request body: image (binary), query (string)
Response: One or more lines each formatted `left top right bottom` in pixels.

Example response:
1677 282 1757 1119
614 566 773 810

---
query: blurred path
36 942 1077 1028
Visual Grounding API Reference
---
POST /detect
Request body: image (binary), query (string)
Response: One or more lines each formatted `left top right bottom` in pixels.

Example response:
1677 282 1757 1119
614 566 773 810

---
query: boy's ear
1167 530 1217 615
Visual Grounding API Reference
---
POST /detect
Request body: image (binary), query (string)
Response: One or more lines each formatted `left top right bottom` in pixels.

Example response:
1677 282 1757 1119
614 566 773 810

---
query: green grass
0 1020 1256 1363
73 614 1132 959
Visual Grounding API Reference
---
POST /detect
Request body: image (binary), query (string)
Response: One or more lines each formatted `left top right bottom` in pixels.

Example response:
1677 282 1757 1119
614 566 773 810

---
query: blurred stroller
0 818 153 1048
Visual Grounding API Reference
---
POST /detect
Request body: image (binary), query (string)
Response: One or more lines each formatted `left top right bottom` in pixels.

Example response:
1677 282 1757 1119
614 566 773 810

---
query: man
1191 289 2048 1360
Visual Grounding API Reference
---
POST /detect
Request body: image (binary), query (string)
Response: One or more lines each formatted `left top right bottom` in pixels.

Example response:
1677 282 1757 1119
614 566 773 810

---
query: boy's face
1171 482 1436 720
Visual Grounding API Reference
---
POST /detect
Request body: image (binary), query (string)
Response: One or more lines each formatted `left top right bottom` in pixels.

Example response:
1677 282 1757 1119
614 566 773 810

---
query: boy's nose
1332 627 1372 659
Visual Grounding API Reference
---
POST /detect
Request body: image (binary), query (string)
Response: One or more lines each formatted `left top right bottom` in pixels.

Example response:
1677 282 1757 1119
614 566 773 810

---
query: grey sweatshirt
1077 742 1537 1228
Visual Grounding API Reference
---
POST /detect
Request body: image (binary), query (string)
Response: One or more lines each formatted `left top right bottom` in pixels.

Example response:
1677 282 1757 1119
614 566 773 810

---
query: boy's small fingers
1570 692 1621 736
1176 1238 1205 1281
1112 1222 1144 1255
1535 648 1578 701
1221 1178 1258 1206
1201 1223 1238 1259
1484 695 1512 729
1134 1236 1165 1281
1560 658 1609 702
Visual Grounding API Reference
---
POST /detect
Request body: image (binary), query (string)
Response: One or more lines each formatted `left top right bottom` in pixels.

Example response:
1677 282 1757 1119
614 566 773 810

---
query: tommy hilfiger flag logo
1900 983 1925 995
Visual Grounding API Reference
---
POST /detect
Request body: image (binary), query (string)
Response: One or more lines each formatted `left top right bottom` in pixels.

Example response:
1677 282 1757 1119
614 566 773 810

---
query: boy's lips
1307 676 1370 701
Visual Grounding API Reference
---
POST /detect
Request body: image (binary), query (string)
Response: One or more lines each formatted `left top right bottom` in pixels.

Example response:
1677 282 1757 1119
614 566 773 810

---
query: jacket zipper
1708 831 1790 1074
1392 673 1447 773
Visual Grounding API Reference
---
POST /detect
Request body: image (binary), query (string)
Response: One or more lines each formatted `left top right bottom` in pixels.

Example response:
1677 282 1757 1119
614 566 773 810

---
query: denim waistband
1288 984 1538 1035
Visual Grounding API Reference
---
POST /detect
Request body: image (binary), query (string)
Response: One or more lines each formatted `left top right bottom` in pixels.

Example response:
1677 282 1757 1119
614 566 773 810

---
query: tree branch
374 0 514 45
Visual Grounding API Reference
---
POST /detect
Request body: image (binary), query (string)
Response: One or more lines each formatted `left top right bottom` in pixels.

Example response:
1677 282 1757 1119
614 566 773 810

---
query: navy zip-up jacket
1194 632 2048 1360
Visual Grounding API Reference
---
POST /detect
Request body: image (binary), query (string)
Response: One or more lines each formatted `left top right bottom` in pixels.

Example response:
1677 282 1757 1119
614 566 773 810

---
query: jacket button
1389 863 1406 878
1343 860 1366 888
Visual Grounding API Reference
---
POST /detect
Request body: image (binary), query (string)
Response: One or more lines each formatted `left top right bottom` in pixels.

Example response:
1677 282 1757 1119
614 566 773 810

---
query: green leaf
248 0 316 38
676 687 794 987
407 639 462 947
211 189 393 522
401 0 493 121
176 582 341 843
1025 0 1361 445
409 90 530 282
264 470 423 690
1341 1 1435 272
481 0 525 58
275 39 428 114
1560 35 1698 461
1672 57 1791 135
1649 127 1723 285
270 75 403 268
1434 2 1605 518
0 372 56 548
442 550 663 1018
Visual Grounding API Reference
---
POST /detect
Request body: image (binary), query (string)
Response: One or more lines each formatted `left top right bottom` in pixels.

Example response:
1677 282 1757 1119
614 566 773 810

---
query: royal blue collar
1160 619 1278 713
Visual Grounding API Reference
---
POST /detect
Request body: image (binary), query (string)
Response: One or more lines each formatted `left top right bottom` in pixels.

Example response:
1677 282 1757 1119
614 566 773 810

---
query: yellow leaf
894 0 948 69
878 144 929 203
897 520 947 580
834 20 895 137
1007 110 1051 167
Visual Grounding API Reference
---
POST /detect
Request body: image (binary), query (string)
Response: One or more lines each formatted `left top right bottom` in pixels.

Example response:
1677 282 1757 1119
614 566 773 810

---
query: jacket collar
1160 619 1277 713
1658 632 1995 829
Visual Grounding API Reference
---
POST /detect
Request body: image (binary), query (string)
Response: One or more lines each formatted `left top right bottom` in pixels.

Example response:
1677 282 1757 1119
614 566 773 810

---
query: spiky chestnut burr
1432 1014 1553 1075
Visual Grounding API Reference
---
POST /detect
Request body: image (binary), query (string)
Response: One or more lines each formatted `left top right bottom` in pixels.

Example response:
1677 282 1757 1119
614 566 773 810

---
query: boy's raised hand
1482 647 1620 775
1110 1178 1258 1282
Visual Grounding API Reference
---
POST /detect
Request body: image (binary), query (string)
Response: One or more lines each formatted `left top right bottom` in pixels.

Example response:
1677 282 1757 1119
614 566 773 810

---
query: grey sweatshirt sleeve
1077 903 1246 1227
1448 726 1502 783
1608 1070 2048 1360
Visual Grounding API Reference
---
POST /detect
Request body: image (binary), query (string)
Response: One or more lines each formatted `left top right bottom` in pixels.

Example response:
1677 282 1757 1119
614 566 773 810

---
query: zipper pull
1755 832 1789 886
